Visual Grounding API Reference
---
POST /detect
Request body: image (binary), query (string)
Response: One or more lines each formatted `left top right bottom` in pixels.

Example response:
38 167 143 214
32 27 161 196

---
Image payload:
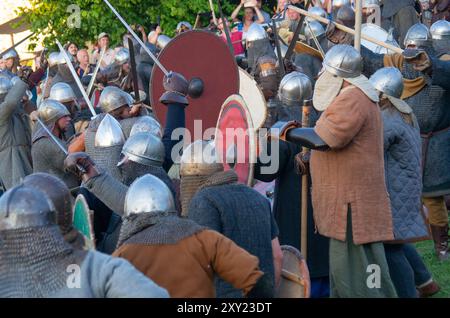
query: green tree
17 0 239 51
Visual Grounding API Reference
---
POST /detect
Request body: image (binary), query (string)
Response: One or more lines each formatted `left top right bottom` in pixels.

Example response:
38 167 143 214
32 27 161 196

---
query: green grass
415 227 450 298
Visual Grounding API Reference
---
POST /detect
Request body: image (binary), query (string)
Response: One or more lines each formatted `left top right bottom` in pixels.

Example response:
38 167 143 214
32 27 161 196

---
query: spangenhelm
430 20 450 40
49 82 77 103
322 44 363 78
369 67 404 98
38 99 71 126
114 47 130 66
156 35 172 49
94 113 126 148
22 173 73 235
246 23 268 42
307 6 327 22
1 48 19 61
99 86 131 113
404 23 431 48
124 174 176 216
304 20 326 42
0 185 56 231
278 71 313 107
118 132 165 168
129 115 162 138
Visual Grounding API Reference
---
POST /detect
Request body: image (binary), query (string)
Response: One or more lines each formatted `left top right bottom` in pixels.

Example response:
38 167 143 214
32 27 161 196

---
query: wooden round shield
275 245 311 298
151 30 239 136
238 68 267 129
215 95 256 186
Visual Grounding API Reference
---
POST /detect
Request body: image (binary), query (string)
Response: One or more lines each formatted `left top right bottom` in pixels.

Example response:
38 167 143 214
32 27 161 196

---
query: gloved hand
159 71 189 105
17 66 33 88
40 53 49 70
403 48 432 72
325 21 353 45
267 120 301 141
284 58 303 74
246 273 275 298
64 152 99 182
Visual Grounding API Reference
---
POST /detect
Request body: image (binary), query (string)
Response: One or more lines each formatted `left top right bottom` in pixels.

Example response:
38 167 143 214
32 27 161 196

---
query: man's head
76 49 89 66
0 58 5 70
176 21 192 34
22 173 74 235
99 86 132 120
244 7 256 22
65 42 78 57
124 174 176 217
278 71 313 106
38 99 72 135
0 185 56 232
1 49 19 71
49 82 78 115
179 140 223 215
98 32 110 49
313 44 379 111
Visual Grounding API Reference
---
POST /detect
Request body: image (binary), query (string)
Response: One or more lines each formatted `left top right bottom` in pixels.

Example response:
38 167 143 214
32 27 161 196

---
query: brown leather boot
430 224 449 261
417 280 441 298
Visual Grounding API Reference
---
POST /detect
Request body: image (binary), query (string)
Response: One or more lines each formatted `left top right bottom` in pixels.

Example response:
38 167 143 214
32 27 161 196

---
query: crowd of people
0 0 449 298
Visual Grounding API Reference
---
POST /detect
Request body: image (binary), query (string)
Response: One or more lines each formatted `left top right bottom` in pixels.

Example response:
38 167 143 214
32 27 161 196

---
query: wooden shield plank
151 30 239 137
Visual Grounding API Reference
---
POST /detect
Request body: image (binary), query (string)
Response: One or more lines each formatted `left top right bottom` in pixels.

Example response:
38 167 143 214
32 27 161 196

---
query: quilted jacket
382 107 429 242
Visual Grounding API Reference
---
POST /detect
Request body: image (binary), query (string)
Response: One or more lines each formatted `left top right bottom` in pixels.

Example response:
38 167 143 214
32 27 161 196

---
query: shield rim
214 94 256 186
238 67 267 129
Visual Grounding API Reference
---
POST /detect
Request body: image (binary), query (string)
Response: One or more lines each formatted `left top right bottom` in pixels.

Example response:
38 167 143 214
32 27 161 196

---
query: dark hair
64 42 78 51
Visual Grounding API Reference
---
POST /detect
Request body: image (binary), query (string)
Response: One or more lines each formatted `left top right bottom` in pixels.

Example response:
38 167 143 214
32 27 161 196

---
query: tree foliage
17 0 240 51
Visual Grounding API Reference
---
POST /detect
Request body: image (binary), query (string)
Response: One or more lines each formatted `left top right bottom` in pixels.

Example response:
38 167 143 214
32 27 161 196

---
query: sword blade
35 117 68 155
102 0 169 75
285 0 313 61
0 33 35 58
55 39 97 117
127 37 140 101
87 46 106 99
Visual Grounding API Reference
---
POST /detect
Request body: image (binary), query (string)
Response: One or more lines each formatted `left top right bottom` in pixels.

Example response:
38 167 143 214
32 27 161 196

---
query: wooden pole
300 100 311 261
209 0 218 26
287 5 403 54
354 0 362 52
